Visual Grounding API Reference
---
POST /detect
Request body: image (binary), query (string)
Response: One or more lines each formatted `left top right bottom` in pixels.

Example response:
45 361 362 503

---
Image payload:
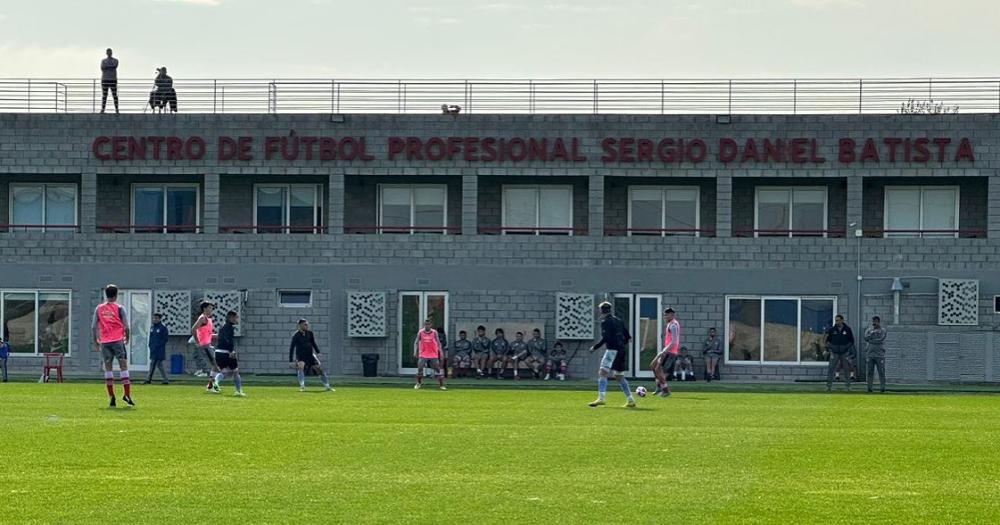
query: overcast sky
1 0 997 79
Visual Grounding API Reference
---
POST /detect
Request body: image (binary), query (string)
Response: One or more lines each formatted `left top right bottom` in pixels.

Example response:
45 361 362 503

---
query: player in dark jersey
490 328 510 379
450 330 473 378
471 325 491 379
213 311 245 397
289 319 332 392
588 301 636 408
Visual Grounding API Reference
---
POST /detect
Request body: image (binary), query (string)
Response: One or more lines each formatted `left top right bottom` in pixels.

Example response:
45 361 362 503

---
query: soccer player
143 313 169 385
489 328 510 379
864 315 887 393
508 331 529 380
0 336 9 382
545 341 568 381
471 325 491 379
702 327 722 382
525 328 547 379
289 319 333 392
651 307 681 397
413 318 446 390
191 301 220 393
213 311 245 397
92 284 133 407
450 330 473 378
588 301 636 408
825 314 855 391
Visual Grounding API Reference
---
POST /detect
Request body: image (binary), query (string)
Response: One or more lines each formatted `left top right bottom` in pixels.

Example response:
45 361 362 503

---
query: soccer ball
635 386 648 398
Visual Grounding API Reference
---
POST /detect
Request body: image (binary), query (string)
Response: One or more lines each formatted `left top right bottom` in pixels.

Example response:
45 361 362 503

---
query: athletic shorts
452 353 472 366
705 352 723 362
418 358 442 369
215 351 238 370
297 354 319 369
523 354 545 365
658 352 679 372
600 349 627 373
100 341 127 365
491 352 510 362
199 345 218 367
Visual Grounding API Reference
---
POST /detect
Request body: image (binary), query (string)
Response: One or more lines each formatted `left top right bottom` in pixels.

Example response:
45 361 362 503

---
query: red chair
42 353 64 383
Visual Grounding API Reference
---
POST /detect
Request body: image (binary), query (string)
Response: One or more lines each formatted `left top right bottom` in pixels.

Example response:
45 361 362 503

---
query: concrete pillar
461 175 478 235
715 175 732 237
203 173 220 234
846 175 863 236
80 172 96 233
328 172 345 234
588 175 604 236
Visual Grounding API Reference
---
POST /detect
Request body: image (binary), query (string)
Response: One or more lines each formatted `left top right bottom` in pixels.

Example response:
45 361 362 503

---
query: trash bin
361 353 379 377
170 354 184 375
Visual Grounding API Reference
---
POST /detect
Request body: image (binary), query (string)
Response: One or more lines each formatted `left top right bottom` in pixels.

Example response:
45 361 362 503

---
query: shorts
296 354 319 369
199 345 218 367
657 352 679 372
523 354 545 365
452 353 472 367
215 351 238 370
600 349 627 373
418 357 442 369
705 352 723 362
101 79 118 90
100 342 127 365
491 351 510 362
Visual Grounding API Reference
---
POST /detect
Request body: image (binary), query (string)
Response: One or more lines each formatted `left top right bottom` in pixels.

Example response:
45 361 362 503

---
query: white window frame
8 183 79 232
753 186 828 238
0 289 73 356
500 184 574 235
376 184 449 234
397 291 449 375
626 185 701 237
252 184 324 234
724 295 837 366
131 183 201 233
883 185 960 239
277 290 313 308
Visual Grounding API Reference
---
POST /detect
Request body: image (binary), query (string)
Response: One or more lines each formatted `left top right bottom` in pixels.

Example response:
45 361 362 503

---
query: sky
1 0 998 79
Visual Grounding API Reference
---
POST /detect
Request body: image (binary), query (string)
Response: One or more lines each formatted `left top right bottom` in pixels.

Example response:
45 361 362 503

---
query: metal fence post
858 78 863 114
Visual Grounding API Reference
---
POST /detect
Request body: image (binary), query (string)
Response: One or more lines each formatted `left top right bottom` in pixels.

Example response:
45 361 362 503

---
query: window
254 185 324 234
726 296 835 364
1 290 71 355
378 185 447 234
884 186 959 238
628 186 700 236
9 184 77 231
501 185 573 235
754 187 827 237
132 184 199 233
278 290 313 308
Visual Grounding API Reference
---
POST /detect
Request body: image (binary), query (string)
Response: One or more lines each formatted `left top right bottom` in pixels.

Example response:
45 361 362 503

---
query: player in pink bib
651 307 681 397
191 301 221 393
413 318 446 390
92 284 133 408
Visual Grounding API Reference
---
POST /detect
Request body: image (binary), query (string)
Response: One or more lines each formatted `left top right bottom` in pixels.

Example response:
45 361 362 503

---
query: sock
560 364 567 374
417 374 423 385
321 371 330 388
120 370 131 397
206 377 215 388
297 370 305 388
544 363 552 373
234 372 243 392
438 375 444 387
104 371 114 397
619 377 633 401
215 372 224 386
598 377 608 401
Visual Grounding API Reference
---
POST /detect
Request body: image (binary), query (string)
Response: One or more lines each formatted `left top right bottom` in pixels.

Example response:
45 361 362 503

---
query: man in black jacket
289 319 332 392
825 314 855 391
588 301 636 408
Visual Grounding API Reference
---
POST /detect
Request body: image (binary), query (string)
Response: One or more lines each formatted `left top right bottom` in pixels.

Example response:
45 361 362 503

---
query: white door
399 291 449 375
122 290 152 371
612 293 662 378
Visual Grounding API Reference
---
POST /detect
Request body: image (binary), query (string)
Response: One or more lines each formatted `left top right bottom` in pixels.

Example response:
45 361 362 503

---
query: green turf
2 382 999 524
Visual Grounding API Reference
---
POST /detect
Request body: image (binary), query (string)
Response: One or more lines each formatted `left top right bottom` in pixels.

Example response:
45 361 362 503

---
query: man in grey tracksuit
825 314 855 391
864 316 887 393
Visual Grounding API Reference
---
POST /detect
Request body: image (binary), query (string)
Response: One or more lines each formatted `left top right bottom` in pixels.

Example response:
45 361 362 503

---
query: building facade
1 112 998 382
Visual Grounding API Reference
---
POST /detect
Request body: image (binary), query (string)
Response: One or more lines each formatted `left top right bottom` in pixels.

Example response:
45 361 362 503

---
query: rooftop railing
1 77 998 115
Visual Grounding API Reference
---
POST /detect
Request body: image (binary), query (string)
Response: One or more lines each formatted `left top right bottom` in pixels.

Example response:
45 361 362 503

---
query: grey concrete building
1 112 998 383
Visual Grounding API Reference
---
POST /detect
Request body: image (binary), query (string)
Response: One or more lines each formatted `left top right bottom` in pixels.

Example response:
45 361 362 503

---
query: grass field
2 381 1000 524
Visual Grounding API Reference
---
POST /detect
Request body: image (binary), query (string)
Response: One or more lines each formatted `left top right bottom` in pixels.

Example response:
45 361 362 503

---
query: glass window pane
45 186 77 227
11 187 44 226
538 187 572 231
2 292 36 354
630 188 662 233
728 299 761 361
256 187 286 229
400 295 421 369
885 188 920 237
128 292 151 367
414 187 446 231
763 299 798 362
381 187 412 230
637 297 659 373
921 188 957 237
792 189 825 235
289 187 316 231
757 189 790 235
166 187 197 232
503 188 538 229
664 189 698 235
800 299 834 363
133 187 165 230
37 292 70 354
279 290 312 306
